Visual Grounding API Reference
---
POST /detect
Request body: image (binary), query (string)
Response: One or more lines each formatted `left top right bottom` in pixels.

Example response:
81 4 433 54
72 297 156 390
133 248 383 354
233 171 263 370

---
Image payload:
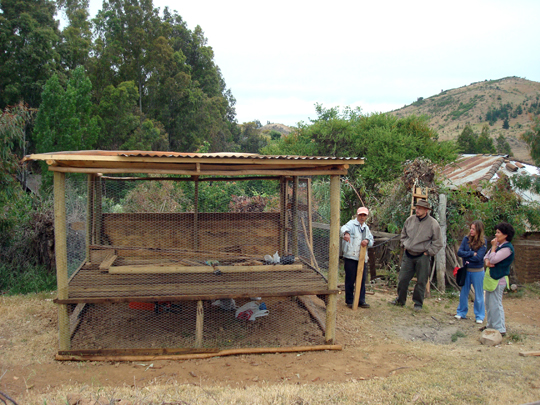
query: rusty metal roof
441 154 505 192
442 154 540 204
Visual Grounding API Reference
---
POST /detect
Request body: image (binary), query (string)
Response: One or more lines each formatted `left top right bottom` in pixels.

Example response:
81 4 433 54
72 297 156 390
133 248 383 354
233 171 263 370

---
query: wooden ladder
410 182 429 216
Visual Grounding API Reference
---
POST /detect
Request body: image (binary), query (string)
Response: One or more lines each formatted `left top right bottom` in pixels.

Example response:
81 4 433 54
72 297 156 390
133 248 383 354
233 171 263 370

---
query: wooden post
95 175 102 244
325 175 340 344
195 300 204 348
292 176 299 257
54 171 70 350
352 245 367 310
436 193 447 292
86 174 95 261
307 178 314 266
193 176 199 251
279 177 286 254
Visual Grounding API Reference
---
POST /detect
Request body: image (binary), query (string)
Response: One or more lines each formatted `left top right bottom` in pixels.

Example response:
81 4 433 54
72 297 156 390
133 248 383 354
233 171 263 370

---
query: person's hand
485 259 495 268
491 238 497 247
343 232 350 243
473 252 477 256
361 239 368 247
424 252 428 255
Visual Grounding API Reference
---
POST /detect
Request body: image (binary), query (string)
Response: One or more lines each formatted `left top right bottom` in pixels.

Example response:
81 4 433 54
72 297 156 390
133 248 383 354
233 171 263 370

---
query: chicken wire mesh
61 175 334 352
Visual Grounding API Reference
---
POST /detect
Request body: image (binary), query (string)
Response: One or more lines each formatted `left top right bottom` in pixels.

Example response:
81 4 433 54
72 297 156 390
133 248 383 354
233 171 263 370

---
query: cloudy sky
89 0 540 126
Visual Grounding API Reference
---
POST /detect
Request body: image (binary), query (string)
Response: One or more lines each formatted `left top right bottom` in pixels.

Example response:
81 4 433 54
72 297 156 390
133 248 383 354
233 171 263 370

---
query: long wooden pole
292 176 299 257
95 176 102 244
325 175 340 344
352 245 367 310
55 344 343 361
195 300 204 348
54 171 70 350
307 178 314 266
436 193 447 292
86 174 95 261
193 176 199 251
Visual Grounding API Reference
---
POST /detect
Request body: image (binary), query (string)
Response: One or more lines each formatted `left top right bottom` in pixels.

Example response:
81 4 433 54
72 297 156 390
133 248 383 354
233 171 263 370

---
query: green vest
490 242 514 280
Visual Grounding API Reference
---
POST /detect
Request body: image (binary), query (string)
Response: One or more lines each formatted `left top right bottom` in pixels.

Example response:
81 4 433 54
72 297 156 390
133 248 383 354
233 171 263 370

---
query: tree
33 66 99 154
456 125 477 153
0 0 61 109
502 118 510 129
97 81 167 150
476 124 496 154
57 0 93 70
522 117 540 166
261 105 457 217
496 134 512 156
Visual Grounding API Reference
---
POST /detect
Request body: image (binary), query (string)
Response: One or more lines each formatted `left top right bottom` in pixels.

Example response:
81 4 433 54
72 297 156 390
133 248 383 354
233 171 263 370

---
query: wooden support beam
99 253 117 271
292 176 299 257
55 344 343 361
195 300 204 348
54 171 70 350
95 176 102 244
325 175 340 345
48 166 349 176
108 264 304 274
55 289 339 304
69 303 86 338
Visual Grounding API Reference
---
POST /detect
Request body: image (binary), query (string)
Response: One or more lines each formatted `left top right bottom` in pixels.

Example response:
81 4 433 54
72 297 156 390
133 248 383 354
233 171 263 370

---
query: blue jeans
456 270 485 321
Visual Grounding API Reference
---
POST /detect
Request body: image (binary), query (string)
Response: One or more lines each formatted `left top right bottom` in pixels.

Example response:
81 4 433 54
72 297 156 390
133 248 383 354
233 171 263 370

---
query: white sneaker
476 319 483 324
454 315 462 320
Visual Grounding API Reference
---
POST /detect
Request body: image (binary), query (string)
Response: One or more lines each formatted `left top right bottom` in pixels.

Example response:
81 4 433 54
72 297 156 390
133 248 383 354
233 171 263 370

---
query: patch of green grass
451 331 466 342
0 264 56 295
508 332 524 342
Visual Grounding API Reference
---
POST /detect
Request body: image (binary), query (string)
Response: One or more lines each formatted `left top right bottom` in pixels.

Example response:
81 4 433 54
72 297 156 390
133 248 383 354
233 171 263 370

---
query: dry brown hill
259 123 293 136
390 76 540 163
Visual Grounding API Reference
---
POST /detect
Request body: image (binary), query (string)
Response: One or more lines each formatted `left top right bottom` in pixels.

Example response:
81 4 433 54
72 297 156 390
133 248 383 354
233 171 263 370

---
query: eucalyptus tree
0 0 61 108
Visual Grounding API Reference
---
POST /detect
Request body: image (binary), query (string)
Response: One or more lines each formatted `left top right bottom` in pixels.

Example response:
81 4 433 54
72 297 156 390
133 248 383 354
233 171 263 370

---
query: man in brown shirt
391 199 443 310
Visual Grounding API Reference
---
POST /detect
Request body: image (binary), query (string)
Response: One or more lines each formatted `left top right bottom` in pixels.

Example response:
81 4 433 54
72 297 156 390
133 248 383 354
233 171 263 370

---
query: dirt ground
1 286 540 404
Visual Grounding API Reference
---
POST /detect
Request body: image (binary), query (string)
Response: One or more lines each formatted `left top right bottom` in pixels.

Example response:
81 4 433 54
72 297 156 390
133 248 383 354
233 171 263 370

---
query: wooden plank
56 344 343 362
69 303 86 337
352 245 367 310
519 351 540 357
55 289 339 304
54 171 70 351
100 176 282 182
59 348 219 356
49 166 349 176
297 295 326 333
108 264 304 274
195 300 204 348
325 175 340 345
99 253 117 271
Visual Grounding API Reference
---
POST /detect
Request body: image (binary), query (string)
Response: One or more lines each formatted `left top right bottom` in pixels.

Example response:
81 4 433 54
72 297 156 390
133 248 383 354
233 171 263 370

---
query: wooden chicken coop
24 151 363 361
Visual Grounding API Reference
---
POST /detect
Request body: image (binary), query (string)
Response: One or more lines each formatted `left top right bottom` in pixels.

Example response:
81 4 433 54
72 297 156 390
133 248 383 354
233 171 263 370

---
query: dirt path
1 288 539 404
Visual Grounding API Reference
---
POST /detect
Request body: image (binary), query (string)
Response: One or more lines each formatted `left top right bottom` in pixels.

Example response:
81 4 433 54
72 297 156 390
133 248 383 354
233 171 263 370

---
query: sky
87 0 540 127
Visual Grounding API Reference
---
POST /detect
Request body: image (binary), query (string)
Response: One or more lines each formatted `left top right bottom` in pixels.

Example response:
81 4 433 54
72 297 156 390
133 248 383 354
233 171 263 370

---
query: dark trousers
397 253 430 307
344 257 367 305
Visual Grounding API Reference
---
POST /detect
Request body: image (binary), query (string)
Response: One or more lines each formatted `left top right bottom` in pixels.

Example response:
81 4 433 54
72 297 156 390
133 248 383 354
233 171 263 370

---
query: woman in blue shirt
455 220 488 323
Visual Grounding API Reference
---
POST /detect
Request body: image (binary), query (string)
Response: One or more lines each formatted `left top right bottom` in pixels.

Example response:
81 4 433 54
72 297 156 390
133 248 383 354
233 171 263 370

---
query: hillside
390 76 540 163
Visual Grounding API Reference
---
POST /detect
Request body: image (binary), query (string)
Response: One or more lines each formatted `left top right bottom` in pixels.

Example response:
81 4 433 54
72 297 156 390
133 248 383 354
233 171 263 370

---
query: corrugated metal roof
442 154 540 204
23 150 364 162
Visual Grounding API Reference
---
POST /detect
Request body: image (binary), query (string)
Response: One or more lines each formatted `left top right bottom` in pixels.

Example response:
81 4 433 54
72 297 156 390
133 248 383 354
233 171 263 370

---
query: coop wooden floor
62 262 334 303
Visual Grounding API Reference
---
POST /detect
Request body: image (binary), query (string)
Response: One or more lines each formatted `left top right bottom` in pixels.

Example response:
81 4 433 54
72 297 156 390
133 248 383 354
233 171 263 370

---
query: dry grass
1 288 539 405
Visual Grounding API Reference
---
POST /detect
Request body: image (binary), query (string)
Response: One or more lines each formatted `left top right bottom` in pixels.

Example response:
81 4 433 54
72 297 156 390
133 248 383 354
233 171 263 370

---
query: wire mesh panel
62 174 333 352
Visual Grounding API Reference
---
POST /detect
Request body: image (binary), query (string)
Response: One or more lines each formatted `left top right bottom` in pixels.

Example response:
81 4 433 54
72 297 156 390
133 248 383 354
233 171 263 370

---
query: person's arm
362 226 375 248
427 222 444 256
400 218 409 246
341 222 353 242
457 237 474 259
468 243 487 266
486 246 512 265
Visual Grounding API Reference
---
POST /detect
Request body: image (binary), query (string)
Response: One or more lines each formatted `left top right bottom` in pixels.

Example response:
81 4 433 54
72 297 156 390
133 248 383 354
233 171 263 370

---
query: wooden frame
25 151 363 360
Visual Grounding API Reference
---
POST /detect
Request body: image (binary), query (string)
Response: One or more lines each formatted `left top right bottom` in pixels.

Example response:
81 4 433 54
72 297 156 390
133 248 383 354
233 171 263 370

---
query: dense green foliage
262 104 457 219
0 0 238 154
456 124 498 154
522 117 540 166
